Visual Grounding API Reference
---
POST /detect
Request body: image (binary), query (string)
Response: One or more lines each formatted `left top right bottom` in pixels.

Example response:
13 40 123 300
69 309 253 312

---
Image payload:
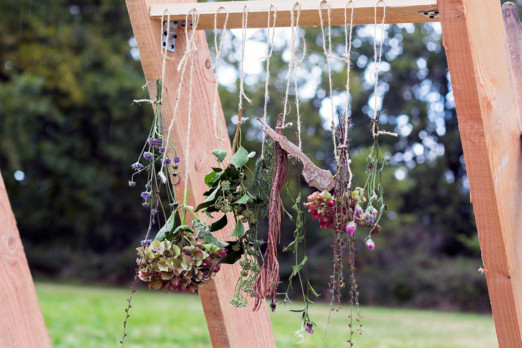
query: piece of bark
258 119 335 191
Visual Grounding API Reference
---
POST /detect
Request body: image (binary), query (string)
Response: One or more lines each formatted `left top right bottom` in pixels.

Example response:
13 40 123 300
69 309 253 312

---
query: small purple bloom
147 138 162 148
142 202 150 208
159 147 166 154
141 191 152 199
174 156 180 163
366 238 375 250
346 221 357 236
354 204 364 220
131 162 143 171
140 239 152 246
144 152 154 161
163 158 171 165
305 323 314 334
128 181 136 188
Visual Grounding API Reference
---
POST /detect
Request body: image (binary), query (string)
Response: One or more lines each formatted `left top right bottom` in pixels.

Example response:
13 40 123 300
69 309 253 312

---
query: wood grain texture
150 0 439 30
503 2 522 128
440 0 522 347
125 0 276 347
0 172 51 348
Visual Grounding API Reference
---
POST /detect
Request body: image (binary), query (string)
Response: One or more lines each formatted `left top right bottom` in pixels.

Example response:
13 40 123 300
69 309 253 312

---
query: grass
36 282 498 348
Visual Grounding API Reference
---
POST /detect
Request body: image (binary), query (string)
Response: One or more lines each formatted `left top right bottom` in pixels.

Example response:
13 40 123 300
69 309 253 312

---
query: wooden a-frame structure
1 0 521 347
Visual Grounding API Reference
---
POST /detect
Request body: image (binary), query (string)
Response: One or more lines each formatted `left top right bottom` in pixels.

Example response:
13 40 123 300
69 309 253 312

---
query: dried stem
253 113 288 311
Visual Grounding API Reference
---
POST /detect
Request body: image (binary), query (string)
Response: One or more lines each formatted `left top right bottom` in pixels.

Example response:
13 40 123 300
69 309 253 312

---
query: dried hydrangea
136 233 226 293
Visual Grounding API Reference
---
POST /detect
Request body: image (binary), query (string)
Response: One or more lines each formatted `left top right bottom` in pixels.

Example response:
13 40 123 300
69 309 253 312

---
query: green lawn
36 282 498 348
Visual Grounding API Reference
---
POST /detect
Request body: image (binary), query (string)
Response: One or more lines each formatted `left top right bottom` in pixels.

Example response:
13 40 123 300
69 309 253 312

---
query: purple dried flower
131 162 143 171
147 138 162 148
174 156 180 163
159 147 166 154
163 158 171 165
140 239 152 246
141 191 152 199
128 181 136 188
144 152 154 161
305 323 314 334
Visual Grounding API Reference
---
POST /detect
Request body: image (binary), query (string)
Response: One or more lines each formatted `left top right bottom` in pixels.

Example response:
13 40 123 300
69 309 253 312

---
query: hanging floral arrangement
121 2 396 347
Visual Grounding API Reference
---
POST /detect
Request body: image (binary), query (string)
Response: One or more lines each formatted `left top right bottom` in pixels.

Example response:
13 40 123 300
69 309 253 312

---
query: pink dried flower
365 238 375 250
346 221 357 236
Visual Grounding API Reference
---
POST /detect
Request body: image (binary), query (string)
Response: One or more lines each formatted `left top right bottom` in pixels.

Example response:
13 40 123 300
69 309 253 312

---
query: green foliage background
2 0 520 311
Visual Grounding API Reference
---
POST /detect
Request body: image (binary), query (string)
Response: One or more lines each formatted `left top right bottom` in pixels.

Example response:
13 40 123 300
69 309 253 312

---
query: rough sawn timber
125 0 276 347
440 0 522 347
149 0 439 30
0 171 51 348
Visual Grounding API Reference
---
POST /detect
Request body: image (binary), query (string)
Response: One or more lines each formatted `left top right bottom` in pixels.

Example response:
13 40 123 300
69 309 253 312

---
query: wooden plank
0 171 51 348
150 0 439 30
440 0 522 347
125 1 276 347
503 2 522 127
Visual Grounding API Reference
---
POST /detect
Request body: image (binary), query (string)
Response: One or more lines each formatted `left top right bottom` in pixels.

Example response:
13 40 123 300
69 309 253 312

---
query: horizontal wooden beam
150 0 439 30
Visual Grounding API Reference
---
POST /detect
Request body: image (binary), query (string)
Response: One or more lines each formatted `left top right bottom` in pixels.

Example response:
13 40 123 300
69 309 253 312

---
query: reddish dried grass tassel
253 113 288 311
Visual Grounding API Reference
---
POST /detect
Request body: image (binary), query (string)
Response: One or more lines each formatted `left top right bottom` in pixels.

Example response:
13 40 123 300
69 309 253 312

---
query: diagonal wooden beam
125 0 276 347
149 0 439 30
0 171 51 348
440 0 522 346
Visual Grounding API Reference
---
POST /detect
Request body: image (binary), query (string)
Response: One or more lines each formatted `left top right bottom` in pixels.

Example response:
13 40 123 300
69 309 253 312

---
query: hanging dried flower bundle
122 2 397 346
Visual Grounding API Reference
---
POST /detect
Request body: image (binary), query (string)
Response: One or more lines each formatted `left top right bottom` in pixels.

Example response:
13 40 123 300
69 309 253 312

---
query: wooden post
125 0 276 346
0 172 51 348
503 2 522 127
440 0 522 346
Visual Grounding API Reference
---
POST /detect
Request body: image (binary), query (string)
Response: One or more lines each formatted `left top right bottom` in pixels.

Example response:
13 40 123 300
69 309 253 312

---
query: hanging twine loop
371 0 397 138
211 7 229 147
343 0 355 189
232 5 252 151
261 4 277 157
158 8 200 192
282 1 302 132
318 0 339 163
293 4 307 150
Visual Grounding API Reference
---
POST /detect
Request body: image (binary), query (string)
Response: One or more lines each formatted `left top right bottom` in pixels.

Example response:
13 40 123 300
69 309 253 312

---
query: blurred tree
0 0 151 281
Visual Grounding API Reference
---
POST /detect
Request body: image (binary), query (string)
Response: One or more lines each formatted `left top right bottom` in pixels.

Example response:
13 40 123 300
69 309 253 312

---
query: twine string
238 5 252 110
344 0 355 188
158 9 200 186
261 5 277 157
182 10 200 206
212 7 230 145
372 0 386 138
282 2 301 126
293 5 306 149
318 1 338 163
